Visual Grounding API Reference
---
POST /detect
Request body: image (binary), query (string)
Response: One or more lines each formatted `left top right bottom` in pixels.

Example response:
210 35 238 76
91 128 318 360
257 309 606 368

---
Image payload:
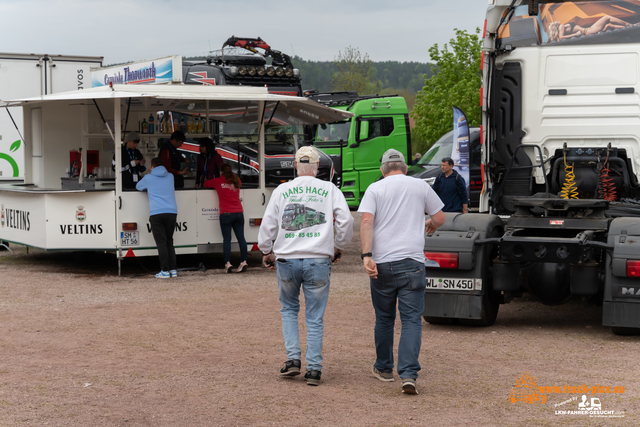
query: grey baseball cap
125 131 140 142
381 148 405 164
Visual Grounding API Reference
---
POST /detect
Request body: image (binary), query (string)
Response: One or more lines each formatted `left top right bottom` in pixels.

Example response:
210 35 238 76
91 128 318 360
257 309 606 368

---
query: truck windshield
315 121 351 146
418 130 453 166
498 1 640 48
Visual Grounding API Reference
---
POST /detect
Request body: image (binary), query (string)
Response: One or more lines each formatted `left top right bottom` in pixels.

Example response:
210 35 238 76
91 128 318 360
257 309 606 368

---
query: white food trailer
0 52 103 181
0 84 352 273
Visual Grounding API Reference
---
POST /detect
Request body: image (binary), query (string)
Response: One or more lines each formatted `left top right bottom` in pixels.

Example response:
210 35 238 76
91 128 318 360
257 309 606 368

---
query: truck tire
458 225 502 327
0 241 8 251
612 326 640 336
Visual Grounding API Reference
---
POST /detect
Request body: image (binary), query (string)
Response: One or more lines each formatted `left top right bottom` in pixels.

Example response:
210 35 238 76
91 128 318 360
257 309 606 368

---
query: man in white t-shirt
258 146 353 386
358 148 445 395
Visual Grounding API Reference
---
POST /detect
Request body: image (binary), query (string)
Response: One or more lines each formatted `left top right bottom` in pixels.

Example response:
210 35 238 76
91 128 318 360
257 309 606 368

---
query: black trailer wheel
612 326 640 336
458 225 502 327
0 241 8 251
423 316 459 325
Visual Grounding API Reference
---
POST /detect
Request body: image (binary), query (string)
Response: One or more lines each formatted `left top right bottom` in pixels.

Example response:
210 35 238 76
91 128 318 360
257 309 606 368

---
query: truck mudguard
423 213 503 323
603 217 640 329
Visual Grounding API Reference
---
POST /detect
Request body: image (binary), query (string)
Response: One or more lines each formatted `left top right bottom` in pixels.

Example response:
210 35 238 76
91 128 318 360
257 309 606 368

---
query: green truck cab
304 91 411 207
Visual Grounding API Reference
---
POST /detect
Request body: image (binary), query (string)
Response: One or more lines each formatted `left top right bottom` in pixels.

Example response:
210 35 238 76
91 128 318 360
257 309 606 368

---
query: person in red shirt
204 163 247 273
195 137 223 188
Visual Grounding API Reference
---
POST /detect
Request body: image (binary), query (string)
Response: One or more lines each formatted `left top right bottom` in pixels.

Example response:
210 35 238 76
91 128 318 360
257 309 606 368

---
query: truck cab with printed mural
281 203 326 231
422 0 640 335
303 91 411 207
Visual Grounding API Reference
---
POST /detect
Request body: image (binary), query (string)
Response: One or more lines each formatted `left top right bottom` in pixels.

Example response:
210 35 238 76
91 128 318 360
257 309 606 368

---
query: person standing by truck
195 137 224 188
204 163 248 273
432 157 469 213
159 131 189 189
113 131 146 190
136 157 179 279
358 148 445 394
258 146 353 386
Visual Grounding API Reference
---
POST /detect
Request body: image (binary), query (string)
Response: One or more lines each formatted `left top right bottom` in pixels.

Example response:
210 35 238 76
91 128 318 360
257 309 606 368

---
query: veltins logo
1 204 4 228
76 206 86 222
509 372 547 404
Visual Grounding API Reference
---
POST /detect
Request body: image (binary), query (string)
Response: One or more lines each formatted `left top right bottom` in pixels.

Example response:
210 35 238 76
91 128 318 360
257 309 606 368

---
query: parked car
406 127 481 209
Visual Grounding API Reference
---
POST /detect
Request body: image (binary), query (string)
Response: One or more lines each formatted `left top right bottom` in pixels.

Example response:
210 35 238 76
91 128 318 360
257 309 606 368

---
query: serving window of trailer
124 99 266 190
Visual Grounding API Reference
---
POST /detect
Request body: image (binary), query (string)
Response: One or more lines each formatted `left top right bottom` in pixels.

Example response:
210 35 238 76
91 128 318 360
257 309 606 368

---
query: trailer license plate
426 278 482 291
120 231 139 246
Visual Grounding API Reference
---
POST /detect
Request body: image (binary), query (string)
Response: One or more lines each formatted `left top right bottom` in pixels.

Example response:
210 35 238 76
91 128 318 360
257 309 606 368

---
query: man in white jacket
258 146 353 386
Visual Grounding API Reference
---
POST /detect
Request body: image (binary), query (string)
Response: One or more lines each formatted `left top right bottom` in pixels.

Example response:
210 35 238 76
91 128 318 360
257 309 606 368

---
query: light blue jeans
369 258 426 380
277 258 331 371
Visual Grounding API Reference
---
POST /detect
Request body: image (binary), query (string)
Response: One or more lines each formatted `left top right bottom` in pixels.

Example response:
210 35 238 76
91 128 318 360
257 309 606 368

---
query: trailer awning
0 84 353 124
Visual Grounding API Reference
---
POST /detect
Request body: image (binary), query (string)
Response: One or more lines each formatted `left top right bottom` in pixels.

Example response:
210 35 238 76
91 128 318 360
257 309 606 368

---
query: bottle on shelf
173 115 179 133
141 118 149 134
149 114 154 134
198 117 204 134
179 116 187 133
163 113 170 134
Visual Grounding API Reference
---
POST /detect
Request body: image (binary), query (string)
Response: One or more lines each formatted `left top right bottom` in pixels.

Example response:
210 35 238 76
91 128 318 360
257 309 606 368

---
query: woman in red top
204 164 247 273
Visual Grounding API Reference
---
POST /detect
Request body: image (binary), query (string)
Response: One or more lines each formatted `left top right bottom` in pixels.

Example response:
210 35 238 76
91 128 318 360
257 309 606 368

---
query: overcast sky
1 0 489 65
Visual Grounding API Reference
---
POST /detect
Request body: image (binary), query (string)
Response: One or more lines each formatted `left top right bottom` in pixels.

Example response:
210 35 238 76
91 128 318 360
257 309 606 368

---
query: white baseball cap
295 146 320 164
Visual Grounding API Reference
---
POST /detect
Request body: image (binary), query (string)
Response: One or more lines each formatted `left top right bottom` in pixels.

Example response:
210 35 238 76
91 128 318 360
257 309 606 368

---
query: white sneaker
155 271 170 279
237 261 248 273
225 262 233 274
169 270 177 278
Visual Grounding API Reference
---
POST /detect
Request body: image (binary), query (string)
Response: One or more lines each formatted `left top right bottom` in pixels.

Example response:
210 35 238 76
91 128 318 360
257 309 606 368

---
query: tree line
292 55 432 96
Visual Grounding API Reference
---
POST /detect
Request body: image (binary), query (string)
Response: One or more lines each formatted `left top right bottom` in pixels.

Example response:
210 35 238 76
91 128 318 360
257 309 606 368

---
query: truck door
354 116 396 191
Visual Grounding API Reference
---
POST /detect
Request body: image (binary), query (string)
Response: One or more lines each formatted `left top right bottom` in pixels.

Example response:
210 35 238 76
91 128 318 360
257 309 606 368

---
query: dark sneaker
372 366 394 382
401 378 418 395
304 370 321 386
280 359 301 377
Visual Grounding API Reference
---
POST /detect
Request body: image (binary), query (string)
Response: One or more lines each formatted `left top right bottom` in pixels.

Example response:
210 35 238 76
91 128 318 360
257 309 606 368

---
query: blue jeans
219 212 247 263
276 258 331 371
369 258 426 380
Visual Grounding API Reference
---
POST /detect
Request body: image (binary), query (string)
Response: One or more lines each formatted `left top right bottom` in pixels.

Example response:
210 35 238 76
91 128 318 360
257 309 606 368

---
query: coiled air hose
599 152 617 202
560 153 579 199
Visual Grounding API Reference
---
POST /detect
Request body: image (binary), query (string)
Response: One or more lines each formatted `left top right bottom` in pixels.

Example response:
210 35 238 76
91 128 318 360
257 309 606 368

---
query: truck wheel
423 316 459 325
0 241 8 251
612 326 640 336
459 225 501 327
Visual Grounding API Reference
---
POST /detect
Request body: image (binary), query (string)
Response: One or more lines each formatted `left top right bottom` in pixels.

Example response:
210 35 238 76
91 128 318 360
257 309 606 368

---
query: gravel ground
0 214 639 426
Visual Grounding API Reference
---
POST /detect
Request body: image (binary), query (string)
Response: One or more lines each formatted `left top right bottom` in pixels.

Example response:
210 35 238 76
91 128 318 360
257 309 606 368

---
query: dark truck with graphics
177 36 334 186
281 203 326 230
